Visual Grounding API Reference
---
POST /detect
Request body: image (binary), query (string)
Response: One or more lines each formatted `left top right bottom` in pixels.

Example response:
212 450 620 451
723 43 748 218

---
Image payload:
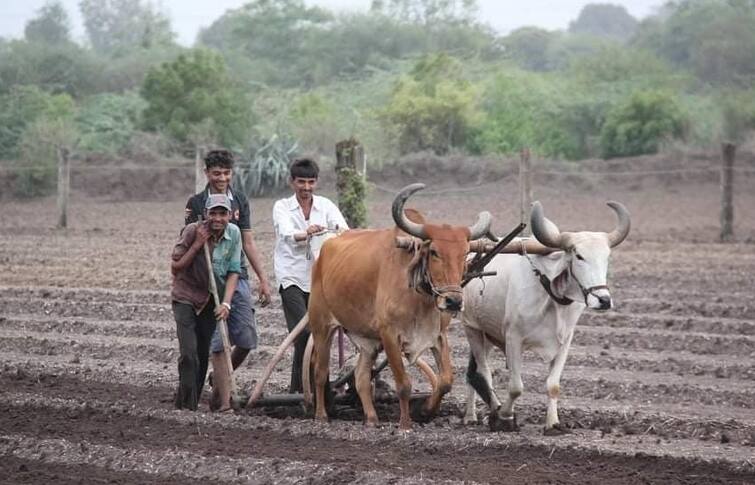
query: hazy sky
2 0 663 46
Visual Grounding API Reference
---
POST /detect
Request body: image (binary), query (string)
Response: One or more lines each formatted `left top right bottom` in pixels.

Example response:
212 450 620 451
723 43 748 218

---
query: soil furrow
1 392 753 485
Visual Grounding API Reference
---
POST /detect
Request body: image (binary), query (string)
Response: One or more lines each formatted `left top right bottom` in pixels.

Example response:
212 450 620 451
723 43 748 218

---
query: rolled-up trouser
173 300 216 410
279 285 310 394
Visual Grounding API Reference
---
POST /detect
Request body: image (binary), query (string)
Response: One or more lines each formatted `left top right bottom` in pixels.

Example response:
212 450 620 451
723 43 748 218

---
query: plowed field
1 171 754 484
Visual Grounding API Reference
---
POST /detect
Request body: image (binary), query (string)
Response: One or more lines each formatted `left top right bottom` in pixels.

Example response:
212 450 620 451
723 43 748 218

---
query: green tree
719 89 755 143
600 90 687 158
17 115 78 197
0 40 102 97
568 3 638 42
370 0 479 25
382 54 479 154
79 0 176 56
544 32 617 71
568 44 679 92
633 0 755 86
199 0 332 87
0 85 75 158
199 1 495 87
76 92 145 154
24 1 71 45
140 49 254 148
470 69 583 159
501 27 557 71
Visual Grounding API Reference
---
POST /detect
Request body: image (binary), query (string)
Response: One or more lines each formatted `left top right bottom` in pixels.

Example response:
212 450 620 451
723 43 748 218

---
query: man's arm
273 201 320 243
241 231 272 305
215 272 239 321
215 227 242 320
184 196 201 226
171 224 209 274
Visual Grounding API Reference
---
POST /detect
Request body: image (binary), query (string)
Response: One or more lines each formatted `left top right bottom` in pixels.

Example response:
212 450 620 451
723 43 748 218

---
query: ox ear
605 201 631 248
395 236 415 251
530 201 562 249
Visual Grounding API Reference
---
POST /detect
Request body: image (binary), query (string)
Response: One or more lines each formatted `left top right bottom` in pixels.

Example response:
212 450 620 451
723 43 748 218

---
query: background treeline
2 0 755 196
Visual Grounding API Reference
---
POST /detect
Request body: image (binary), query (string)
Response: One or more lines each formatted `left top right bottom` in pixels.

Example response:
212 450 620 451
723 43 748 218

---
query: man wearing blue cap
184 149 270 408
171 193 241 411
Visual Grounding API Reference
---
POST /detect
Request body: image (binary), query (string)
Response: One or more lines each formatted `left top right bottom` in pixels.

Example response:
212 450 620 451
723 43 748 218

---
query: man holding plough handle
170 194 241 411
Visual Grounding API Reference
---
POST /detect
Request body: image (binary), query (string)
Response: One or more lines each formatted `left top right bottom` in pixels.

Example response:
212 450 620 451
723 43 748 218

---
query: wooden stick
200 220 236 395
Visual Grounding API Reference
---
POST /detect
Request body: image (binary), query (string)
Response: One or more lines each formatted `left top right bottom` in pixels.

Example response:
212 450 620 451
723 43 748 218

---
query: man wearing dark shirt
185 149 272 408
171 194 240 411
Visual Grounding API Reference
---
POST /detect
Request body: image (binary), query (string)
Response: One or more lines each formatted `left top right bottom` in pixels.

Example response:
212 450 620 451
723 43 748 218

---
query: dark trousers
173 301 216 410
279 285 310 393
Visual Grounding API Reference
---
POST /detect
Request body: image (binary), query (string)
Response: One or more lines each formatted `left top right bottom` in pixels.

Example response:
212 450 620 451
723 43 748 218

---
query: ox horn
467 211 493 241
530 201 563 249
392 183 428 239
605 201 631 248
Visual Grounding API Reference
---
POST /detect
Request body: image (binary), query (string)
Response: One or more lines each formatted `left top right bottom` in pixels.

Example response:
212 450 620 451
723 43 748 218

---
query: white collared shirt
273 194 349 292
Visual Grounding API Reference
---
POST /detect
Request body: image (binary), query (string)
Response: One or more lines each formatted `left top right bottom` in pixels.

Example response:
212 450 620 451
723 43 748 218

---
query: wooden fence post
720 142 735 242
195 145 206 194
56 146 70 229
335 138 367 229
334 138 367 372
519 148 532 234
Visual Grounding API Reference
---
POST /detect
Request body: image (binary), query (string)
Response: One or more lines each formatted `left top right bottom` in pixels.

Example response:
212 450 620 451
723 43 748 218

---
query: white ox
461 200 630 434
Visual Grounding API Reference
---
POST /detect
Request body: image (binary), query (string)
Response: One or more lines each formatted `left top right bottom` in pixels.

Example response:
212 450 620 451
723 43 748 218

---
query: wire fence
0 148 752 241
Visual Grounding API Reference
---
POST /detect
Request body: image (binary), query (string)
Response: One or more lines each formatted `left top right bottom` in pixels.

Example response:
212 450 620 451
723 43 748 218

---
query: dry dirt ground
1 160 754 484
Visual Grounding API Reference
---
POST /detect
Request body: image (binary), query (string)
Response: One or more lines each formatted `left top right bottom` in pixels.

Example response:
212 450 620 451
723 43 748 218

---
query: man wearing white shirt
273 158 349 393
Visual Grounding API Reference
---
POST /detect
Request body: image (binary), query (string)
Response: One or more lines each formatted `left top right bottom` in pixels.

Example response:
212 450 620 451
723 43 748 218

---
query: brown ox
302 183 491 430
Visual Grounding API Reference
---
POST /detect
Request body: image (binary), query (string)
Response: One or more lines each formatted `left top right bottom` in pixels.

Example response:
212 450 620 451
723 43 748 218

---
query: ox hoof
489 413 519 432
543 423 571 436
409 399 435 423
462 415 479 426
364 418 379 428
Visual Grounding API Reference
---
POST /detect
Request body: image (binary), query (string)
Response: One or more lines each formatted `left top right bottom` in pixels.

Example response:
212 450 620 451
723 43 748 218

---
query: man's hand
193 222 211 248
257 279 272 307
306 224 326 236
215 302 230 321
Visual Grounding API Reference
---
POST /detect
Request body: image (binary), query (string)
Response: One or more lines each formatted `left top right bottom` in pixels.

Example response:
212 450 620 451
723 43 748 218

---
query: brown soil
1 155 754 484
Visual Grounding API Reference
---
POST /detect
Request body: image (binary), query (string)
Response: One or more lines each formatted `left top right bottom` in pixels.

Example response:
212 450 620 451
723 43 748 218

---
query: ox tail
247 313 310 407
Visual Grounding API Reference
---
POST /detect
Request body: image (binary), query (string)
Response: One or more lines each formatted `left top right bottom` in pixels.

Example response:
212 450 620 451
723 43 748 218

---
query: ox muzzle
434 286 463 313
583 285 612 311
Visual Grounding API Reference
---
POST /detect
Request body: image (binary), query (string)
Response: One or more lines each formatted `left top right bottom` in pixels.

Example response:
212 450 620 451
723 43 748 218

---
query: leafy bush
15 118 76 197
469 69 584 159
76 93 145 154
600 90 687 158
381 54 479 155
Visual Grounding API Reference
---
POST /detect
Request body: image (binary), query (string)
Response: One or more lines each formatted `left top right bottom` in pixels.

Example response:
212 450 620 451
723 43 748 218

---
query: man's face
207 207 231 232
205 166 232 193
290 176 318 201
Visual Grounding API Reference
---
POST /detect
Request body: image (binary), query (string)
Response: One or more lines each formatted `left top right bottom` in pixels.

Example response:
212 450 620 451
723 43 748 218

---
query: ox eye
575 253 585 261
430 248 440 258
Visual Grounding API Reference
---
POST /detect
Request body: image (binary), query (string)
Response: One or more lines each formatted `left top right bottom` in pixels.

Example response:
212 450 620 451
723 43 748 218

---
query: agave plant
235 132 298 197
